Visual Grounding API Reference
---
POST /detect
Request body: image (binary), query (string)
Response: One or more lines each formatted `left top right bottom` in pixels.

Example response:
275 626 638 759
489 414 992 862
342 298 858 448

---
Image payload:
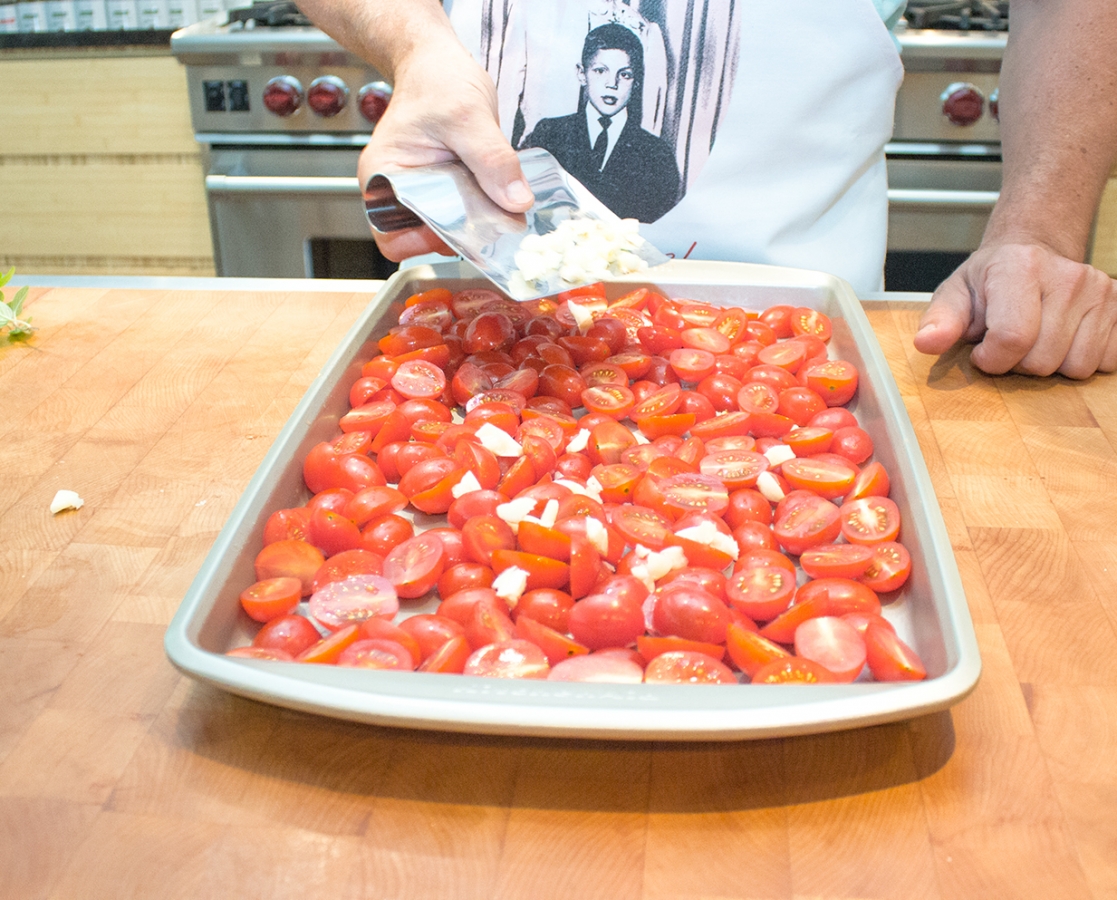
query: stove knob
989 87 999 122
941 82 985 127
263 76 303 117
307 75 349 117
357 81 393 124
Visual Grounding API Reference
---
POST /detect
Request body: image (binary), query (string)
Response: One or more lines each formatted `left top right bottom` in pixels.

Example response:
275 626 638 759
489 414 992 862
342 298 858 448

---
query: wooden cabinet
0 47 215 277
1089 176 1117 276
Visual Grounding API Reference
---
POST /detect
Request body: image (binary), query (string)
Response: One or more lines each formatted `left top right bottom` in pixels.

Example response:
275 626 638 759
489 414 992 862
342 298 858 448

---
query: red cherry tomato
750 657 837 684
794 615 867 682
567 591 646 650
643 650 737 684
308 574 399 632
252 614 321 657
463 639 550 678
840 497 902 545
239 576 302 623
382 532 447 599
864 620 927 681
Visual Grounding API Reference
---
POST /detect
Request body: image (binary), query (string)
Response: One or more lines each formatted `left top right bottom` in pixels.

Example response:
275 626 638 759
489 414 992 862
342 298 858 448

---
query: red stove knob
941 82 985 127
263 76 303 117
989 86 1000 122
307 75 349 117
357 81 393 124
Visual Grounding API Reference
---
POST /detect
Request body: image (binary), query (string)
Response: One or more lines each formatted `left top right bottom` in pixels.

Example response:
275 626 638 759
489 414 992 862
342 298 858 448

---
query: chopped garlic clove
584 517 609 556
538 499 559 528
764 444 797 468
566 300 595 334
496 497 538 532
475 422 523 457
757 470 786 503
49 489 84 515
565 429 591 452
492 566 530 606
451 470 482 499
675 522 740 560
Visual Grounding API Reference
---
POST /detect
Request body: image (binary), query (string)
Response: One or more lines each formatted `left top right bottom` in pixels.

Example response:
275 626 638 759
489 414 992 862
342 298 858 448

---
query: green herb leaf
0 269 35 337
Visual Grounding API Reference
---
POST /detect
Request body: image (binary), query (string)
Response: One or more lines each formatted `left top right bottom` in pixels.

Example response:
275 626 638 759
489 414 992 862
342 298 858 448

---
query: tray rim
164 258 981 741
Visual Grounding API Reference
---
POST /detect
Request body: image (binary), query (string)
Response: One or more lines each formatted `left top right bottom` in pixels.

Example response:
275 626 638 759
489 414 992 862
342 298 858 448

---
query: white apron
444 0 903 293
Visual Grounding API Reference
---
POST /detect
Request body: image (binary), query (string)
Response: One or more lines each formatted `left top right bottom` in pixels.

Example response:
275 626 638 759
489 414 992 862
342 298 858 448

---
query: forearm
295 0 463 81
986 0 1117 260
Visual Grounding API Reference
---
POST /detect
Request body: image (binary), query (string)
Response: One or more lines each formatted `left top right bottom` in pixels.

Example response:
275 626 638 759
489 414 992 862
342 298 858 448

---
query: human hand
357 42 534 262
912 242 1117 379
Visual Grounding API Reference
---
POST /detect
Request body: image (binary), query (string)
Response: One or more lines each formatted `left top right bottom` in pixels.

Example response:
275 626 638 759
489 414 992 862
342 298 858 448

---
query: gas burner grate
904 1 1009 31
227 0 313 28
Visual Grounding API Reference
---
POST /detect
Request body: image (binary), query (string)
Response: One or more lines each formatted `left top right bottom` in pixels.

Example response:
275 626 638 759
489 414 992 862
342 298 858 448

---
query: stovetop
226 0 313 28
903 2 1009 32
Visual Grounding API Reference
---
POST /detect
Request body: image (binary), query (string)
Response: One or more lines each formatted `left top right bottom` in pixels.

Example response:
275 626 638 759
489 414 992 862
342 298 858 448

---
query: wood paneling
0 51 214 277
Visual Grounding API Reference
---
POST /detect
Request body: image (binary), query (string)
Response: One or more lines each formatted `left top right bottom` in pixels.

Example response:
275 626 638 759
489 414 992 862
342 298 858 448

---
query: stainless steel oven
887 4 1008 290
172 2 398 279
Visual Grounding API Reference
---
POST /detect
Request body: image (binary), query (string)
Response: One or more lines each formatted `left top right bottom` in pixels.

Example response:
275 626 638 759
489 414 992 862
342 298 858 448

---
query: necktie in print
591 115 612 171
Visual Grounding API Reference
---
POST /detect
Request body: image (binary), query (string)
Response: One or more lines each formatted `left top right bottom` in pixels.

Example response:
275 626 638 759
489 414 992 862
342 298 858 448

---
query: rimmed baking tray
164 259 981 740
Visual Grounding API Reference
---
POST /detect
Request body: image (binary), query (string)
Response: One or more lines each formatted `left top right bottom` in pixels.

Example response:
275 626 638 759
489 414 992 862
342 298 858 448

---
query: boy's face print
578 48 635 119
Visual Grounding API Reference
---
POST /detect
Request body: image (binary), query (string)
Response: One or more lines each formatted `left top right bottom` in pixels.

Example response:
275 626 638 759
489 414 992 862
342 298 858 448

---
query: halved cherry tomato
858 541 912 592
337 638 416 670
252 613 322 657
781 456 859 500
567 591 646 650
651 585 731 644
846 460 891 501
840 497 902 545
724 622 790 676
491 549 570 591
863 620 927 681
643 650 737 684
794 616 867 682
308 573 399 631
514 615 589 666
254 539 326 596
547 653 644 683
799 543 875 579
463 639 550 678
789 308 833 342
726 565 797 622
239 576 302 623
382 532 446 599
310 548 386 594
398 613 466 662
802 359 858 406
750 657 837 684
772 495 842 556
296 623 363 664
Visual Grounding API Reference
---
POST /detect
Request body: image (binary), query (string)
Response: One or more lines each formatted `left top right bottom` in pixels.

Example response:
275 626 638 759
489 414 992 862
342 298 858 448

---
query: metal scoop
364 148 669 301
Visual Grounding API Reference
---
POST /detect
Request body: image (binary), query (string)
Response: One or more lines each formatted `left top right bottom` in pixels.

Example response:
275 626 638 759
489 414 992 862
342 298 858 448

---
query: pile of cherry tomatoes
228 281 927 685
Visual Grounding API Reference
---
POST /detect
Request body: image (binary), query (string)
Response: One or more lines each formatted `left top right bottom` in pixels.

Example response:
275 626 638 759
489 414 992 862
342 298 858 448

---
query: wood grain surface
1 282 1115 900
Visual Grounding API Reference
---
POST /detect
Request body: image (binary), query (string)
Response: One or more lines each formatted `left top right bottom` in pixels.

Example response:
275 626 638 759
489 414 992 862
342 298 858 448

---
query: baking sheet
164 259 981 740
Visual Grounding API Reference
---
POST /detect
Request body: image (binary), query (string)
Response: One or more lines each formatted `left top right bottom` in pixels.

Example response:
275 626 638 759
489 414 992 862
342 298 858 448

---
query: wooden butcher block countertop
1 276 1116 900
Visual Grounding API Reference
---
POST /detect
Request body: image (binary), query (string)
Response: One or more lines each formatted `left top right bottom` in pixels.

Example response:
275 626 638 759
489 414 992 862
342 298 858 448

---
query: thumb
455 125 535 214
912 274 977 356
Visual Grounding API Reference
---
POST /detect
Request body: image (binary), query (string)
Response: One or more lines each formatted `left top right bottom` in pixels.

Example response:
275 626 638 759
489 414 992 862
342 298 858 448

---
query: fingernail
506 180 533 205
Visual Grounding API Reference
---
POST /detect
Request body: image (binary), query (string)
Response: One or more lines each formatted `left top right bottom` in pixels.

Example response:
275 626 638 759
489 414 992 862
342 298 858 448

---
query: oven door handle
888 188 1000 209
205 174 360 195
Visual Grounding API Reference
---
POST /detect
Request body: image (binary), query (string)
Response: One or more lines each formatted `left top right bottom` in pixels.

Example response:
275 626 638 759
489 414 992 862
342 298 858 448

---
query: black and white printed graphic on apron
454 0 741 224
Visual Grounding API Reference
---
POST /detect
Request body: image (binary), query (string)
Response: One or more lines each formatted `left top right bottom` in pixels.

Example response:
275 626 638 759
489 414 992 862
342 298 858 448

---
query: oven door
885 143 1001 291
203 146 398 279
